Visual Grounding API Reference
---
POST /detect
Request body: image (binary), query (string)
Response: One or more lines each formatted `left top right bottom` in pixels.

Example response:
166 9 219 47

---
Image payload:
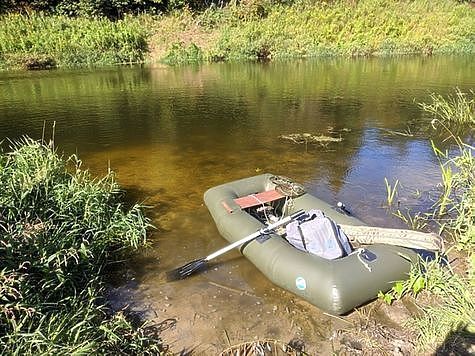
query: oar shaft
206 230 262 261
205 210 305 261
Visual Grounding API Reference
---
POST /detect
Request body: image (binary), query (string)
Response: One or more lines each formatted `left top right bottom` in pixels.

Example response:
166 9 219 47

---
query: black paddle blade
166 258 208 281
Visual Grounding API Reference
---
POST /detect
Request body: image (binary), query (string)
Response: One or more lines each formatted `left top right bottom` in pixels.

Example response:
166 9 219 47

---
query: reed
0 137 165 354
419 88 475 125
380 93 474 352
384 177 399 207
0 13 148 69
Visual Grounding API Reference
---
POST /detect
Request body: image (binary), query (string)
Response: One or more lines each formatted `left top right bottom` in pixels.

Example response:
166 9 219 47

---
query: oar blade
166 258 208 281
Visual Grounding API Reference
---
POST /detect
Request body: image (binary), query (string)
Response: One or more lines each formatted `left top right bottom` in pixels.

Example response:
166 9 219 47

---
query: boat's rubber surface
204 173 419 315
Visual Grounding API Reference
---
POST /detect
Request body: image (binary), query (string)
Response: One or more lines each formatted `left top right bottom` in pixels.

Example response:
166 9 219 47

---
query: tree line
0 0 226 18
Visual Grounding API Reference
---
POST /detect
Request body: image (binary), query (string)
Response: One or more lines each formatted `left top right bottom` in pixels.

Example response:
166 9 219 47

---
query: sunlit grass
419 88 475 125
0 12 148 69
1 0 474 67
380 91 475 352
196 0 475 61
0 137 164 354
380 258 474 352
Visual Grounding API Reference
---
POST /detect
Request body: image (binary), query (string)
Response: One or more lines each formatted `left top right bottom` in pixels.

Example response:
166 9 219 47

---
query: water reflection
0 56 474 353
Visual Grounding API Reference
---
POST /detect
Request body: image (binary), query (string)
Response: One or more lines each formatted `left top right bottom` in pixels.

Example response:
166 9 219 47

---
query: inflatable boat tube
204 173 419 315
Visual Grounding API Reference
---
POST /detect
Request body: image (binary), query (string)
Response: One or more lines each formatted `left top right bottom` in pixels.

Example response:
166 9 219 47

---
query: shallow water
1 56 474 353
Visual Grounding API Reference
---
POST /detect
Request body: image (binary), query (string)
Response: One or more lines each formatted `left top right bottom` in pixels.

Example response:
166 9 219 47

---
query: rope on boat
250 193 271 223
270 175 306 198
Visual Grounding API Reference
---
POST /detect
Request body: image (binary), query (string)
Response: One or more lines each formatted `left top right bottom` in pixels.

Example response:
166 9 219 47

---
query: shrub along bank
0 12 148 69
155 0 475 63
1 0 474 68
0 138 165 354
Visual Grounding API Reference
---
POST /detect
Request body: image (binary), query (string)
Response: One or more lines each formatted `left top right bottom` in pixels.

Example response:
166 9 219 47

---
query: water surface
1 56 474 353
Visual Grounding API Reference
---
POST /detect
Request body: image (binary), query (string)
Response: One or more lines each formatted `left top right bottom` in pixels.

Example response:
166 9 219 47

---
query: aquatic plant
380 93 475 352
0 137 165 354
393 209 429 231
384 178 399 207
432 138 474 248
419 88 475 125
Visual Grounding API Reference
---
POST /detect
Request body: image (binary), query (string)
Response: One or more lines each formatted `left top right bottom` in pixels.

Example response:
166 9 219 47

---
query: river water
0 56 474 353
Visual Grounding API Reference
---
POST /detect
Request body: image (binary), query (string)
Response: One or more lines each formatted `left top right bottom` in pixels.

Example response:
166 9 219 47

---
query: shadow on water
1 55 475 353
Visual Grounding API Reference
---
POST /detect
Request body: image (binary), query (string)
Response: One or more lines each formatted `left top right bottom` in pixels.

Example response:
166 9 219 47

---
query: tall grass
0 137 165 354
380 92 474 352
380 258 474 352
430 125 475 249
151 0 475 63
0 12 148 69
419 88 475 125
1 1 474 67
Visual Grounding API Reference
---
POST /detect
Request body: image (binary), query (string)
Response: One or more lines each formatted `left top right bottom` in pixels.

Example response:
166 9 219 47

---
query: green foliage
419 88 475 125
0 137 164 354
0 12 149 68
163 41 204 64
380 91 475 351
159 0 475 62
379 258 474 351
378 263 428 305
431 133 475 249
2 0 475 67
0 0 164 18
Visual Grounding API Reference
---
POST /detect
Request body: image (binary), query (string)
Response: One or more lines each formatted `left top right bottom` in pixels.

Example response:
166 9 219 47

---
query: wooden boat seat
234 189 285 209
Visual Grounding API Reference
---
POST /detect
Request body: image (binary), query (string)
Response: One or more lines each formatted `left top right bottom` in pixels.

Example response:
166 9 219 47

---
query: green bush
163 41 204 64
203 0 475 61
0 0 165 18
0 12 149 68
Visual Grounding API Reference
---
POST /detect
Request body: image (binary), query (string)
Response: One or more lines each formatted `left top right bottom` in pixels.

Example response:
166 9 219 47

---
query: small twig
223 328 231 346
380 128 414 137
208 281 257 298
323 312 353 325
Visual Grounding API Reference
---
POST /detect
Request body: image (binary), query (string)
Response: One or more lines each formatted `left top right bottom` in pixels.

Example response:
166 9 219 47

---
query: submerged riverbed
1 55 474 353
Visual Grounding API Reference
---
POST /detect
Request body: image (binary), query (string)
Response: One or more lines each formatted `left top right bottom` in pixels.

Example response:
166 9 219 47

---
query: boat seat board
234 189 285 209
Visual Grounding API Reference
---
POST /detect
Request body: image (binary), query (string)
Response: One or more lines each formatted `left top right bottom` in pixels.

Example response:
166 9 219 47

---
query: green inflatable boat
204 173 419 315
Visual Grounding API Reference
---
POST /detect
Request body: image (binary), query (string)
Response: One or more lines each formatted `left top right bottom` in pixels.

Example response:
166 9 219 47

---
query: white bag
285 209 352 259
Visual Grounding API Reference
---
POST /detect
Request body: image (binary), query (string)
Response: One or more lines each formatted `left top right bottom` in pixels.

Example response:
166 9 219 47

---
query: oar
167 210 306 281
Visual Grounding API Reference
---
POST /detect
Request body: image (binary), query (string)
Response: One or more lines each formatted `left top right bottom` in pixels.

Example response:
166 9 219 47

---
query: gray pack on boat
204 173 420 315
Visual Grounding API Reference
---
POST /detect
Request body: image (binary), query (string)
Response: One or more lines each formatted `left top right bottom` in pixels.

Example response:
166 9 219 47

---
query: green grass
153 0 475 63
0 12 148 69
419 88 475 125
2 0 474 68
380 258 474 352
0 137 165 354
379 90 475 352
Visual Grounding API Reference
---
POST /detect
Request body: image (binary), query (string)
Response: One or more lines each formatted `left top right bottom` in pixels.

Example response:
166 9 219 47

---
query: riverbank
151 0 475 64
1 0 474 69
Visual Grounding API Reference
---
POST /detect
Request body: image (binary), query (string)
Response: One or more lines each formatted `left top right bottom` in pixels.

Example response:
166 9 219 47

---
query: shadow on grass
435 326 475 355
